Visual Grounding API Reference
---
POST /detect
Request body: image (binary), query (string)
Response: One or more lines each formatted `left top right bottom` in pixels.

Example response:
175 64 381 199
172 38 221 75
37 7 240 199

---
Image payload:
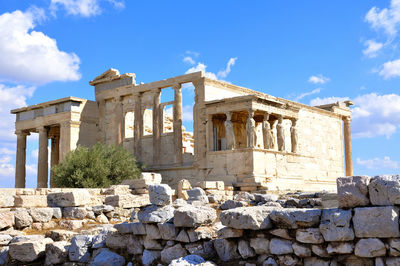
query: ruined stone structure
11 69 353 190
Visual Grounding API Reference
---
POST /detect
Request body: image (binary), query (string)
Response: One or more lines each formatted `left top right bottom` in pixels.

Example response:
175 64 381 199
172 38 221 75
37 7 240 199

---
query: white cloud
182 105 193 122
50 0 124 17
357 156 400 169
310 93 400 139
379 59 400 79
365 0 400 37
186 51 200 58
217 57 237 79
308 74 330 84
363 40 384 58
309 96 350 106
0 8 81 84
183 56 195 65
294 88 321 101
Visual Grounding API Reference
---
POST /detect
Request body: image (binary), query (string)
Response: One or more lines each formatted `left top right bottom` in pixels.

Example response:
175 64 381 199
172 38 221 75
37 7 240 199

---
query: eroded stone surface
353 206 399 238
174 205 217 227
220 206 275 230
337 176 370 208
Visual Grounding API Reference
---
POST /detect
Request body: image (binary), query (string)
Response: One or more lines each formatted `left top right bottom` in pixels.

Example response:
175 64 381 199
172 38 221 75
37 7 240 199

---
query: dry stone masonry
2 175 400 265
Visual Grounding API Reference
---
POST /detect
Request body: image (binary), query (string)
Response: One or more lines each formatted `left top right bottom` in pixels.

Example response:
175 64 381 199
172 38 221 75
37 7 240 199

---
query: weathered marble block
353 206 399 238
337 176 370 208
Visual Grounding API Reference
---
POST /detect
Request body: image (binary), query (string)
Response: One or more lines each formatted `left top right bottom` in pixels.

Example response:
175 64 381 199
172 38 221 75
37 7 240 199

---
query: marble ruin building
11 69 353 191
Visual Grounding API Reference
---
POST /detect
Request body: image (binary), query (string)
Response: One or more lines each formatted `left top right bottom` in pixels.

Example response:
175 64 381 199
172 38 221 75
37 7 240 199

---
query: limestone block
197 181 218 189
105 194 150 208
9 237 53 262
319 208 354 241
96 214 109 224
138 205 174 223
353 206 399 238
174 205 217 227
389 238 400 256
161 243 188 264
238 239 256 259
0 247 8 265
254 194 279 203
177 179 191 200
0 194 14 207
185 241 215 259
14 195 48 207
146 224 161 239
29 208 54 223
92 249 125 266
354 238 386 257
157 222 176 240
263 257 278 266
337 176 370 208
234 192 255 202
69 235 93 262
296 228 324 244
127 236 143 255
0 212 14 230
131 222 147 235
270 238 293 255
59 220 85 230
14 210 32 229
249 237 269 254
187 226 216 242
142 249 161 266
176 229 190 243
114 222 134 234
220 199 247 210
303 257 331 266
52 207 62 219
149 184 172 206
269 208 321 229
387 257 400 266
0 235 11 246
220 206 275 230
213 239 240 262
45 241 70 265
311 245 329 258
217 226 243 238
187 187 209 204
47 190 91 207
269 228 292 240
326 242 354 254
62 207 87 219
292 242 311 257
369 175 400 205
141 172 162 183
92 229 111 249
169 255 215 266
103 185 131 195
45 230 77 242
105 231 130 249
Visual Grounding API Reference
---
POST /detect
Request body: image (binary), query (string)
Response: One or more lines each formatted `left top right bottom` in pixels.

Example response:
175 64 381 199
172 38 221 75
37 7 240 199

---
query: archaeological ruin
11 69 353 191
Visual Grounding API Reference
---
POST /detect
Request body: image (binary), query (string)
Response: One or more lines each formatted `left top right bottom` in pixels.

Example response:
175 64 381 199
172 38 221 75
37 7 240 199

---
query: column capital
15 130 30 136
263 112 270 120
343 116 352 123
60 121 81 128
248 109 255 117
37 126 48 133
172 84 182 91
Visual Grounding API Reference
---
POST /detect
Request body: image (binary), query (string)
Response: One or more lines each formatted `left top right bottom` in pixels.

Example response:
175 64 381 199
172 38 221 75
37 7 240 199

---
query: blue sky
1 0 400 187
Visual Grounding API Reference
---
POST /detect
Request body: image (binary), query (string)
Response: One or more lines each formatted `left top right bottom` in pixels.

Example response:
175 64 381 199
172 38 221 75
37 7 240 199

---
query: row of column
224 110 298 153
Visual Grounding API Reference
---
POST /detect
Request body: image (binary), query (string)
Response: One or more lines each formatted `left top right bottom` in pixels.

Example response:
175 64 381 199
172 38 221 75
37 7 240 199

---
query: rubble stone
269 208 321 229
138 205 174 223
369 175 400 205
220 206 274 230
354 238 386 257
174 205 217 227
353 206 399 238
45 241 70 265
48 191 91 207
337 176 370 208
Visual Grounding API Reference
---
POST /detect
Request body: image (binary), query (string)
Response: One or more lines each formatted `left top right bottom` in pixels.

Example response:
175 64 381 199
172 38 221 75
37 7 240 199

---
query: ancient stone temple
11 69 353 191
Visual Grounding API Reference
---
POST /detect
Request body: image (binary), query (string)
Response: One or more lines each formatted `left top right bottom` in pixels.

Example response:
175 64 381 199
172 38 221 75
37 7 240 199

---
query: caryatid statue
246 110 257 148
277 115 285 151
291 118 298 153
225 112 235 150
262 113 275 149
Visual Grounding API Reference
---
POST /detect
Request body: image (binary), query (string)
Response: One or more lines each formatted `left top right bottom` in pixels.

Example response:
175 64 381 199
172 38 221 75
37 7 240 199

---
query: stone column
246 110 257 148
50 136 59 188
173 84 183 164
15 131 29 188
290 118 298 153
225 112 235 150
98 99 106 143
37 126 48 188
277 116 285 151
344 117 353 176
59 121 81 162
114 97 124 145
152 89 161 165
133 92 142 159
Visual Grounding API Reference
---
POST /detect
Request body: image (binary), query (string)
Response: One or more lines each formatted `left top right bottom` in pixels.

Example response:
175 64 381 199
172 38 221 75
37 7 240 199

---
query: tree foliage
52 143 142 188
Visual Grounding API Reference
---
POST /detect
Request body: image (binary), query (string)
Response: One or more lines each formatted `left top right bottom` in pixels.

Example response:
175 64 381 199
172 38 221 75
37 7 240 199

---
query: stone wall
2 175 400 265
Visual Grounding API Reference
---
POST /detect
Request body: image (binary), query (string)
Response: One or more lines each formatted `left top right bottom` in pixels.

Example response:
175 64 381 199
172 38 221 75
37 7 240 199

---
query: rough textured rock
0 235 12 245
174 205 217 227
263 257 278 266
63 207 87 219
105 231 130 249
369 175 400 205
269 228 292 240
48 191 91 207
127 236 143 255
161 244 188 264
292 242 311 257
213 239 240 262
138 205 174 223
46 230 77 242
0 212 14 230
91 249 125 266
217 226 243 238
52 207 62 219
238 239 256 259
45 241 70 265
105 194 150 208
59 219 85 230
319 208 354 241
142 249 161 266
187 188 209 204
354 238 386 257
187 226 216 242
158 222 177 240
0 194 14 208
353 206 399 237
220 206 275 230
326 242 354 254
269 208 321 229
146 224 161 239
9 237 53 262
337 175 370 208
149 184 172 206
303 257 331 266
220 200 247 210
386 257 400 266
0 247 8 265
68 235 94 263
131 222 147 235
249 238 269 254
311 245 329 258
177 179 192 200
296 228 324 244
270 238 293 255
14 210 32 229
29 208 54 223
389 238 400 256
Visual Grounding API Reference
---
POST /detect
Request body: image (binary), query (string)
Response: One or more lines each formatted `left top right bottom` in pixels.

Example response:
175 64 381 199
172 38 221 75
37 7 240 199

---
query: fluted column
50 136 59 188
344 117 353 176
133 92 142 159
173 84 183 164
152 89 161 165
15 131 29 188
37 126 48 188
